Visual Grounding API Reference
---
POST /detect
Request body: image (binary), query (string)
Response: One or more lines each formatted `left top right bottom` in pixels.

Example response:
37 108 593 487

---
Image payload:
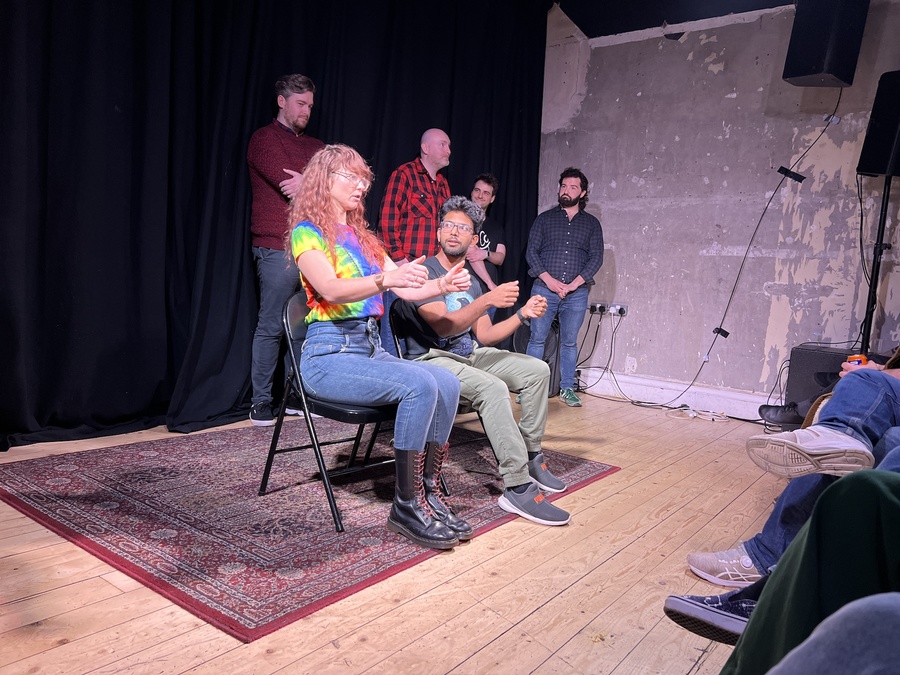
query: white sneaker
686 543 762 588
746 425 874 478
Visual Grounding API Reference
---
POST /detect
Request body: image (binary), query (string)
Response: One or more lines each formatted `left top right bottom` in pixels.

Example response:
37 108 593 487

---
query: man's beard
558 194 580 208
440 240 468 258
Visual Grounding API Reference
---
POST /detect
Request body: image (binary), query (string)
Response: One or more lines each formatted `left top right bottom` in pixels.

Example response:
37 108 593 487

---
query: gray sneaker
687 543 763 588
528 452 567 493
746 425 874 478
498 483 570 526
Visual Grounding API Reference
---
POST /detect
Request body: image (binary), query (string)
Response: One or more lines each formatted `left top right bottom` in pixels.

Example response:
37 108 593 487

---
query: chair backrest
388 298 437 359
284 291 311 344
803 393 832 428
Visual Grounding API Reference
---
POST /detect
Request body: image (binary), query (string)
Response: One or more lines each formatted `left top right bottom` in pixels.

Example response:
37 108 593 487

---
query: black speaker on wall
782 0 870 87
857 71 900 177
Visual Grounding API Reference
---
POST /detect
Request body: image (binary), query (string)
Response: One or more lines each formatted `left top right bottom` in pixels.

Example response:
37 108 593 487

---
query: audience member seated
687 357 900 589
666 469 900 674
398 195 570 527
759 351 891 426
288 143 473 550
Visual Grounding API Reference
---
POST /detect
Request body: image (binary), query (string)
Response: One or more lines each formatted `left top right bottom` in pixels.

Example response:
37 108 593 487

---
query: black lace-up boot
387 449 459 549
424 442 474 541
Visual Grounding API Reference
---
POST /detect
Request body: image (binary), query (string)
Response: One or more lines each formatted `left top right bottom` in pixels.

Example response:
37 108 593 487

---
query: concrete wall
541 1 900 415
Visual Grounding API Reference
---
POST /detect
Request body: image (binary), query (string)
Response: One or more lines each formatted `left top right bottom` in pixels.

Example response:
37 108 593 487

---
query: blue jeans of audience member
744 369 900 573
252 246 301 406
301 318 460 451
525 282 589 392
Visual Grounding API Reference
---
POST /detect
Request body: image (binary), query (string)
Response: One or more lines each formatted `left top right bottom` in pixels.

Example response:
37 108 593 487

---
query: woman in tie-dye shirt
286 144 472 550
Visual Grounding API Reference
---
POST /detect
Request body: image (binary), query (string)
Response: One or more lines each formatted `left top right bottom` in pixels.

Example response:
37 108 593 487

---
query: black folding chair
388 297 493 454
258 292 398 533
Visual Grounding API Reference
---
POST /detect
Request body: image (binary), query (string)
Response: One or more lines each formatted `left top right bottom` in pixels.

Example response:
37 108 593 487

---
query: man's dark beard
558 194 580 208
440 240 468 258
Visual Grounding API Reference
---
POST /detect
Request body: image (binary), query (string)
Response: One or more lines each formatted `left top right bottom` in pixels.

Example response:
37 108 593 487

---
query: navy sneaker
285 395 304 416
250 402 276 427
663 584 761 645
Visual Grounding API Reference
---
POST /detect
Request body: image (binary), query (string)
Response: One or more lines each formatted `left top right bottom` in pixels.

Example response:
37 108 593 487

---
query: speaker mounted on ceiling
782 0 870 87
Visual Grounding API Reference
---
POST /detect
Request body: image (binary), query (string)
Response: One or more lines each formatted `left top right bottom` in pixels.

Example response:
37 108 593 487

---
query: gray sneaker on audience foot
528 452 567 493
687 543 763 588
498 483 570 526
746 425 875 478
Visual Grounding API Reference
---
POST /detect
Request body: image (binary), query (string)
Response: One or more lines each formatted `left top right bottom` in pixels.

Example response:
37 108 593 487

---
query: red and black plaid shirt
378 157 450 262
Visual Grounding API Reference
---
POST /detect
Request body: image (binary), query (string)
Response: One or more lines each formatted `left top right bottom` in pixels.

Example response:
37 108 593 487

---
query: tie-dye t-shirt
290 220 385 323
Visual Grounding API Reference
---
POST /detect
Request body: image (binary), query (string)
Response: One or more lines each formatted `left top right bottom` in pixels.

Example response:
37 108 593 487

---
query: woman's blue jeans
744 369 900 573
300 318 461 452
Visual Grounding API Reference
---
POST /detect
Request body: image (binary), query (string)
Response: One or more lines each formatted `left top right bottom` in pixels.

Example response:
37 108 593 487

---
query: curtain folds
1 0 551 451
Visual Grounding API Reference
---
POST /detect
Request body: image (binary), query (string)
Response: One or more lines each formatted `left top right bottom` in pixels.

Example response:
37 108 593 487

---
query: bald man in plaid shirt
378 129 452 263
377 129 452 353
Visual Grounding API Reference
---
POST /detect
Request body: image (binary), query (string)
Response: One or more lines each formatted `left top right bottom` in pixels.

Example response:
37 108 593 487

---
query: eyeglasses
331 171 371 191
439 220 474 235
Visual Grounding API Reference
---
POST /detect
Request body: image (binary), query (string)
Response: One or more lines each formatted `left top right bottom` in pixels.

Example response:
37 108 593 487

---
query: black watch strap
516 308 530 325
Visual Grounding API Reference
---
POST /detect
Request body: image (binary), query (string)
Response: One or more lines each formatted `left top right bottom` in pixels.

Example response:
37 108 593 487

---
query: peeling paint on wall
540 1 900 398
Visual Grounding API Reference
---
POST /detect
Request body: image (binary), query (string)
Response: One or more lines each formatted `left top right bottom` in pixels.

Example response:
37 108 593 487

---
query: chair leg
345 424 368 469
258 375 292 496
361 422 382 465
301 408 345 533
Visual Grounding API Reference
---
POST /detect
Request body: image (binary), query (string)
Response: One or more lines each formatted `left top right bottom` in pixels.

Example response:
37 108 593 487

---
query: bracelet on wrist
516 308 530 325
437 276 448 295
373 273 386 291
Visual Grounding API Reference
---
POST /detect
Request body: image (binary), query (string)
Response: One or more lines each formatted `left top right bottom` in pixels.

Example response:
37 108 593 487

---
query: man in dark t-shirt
399 196 570 528
466 173 506 290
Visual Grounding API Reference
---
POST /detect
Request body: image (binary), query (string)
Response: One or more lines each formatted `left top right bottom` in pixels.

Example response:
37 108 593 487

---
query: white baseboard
581 372 769 421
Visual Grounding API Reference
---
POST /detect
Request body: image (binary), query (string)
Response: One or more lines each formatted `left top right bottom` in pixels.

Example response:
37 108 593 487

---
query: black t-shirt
476 216 505 285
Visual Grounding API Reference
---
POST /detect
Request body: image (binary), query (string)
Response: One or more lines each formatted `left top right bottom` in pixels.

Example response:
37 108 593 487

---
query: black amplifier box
783 343 855 425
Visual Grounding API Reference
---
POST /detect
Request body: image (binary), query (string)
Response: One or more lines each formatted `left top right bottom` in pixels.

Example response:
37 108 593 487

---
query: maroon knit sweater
247 121 324 249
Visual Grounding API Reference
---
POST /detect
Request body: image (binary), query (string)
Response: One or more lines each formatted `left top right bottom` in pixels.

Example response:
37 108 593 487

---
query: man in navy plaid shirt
525 167 604 407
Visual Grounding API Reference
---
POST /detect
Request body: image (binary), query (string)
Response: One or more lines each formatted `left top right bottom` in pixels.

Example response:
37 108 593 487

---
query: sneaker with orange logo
498 483 570 526
528 452 567 493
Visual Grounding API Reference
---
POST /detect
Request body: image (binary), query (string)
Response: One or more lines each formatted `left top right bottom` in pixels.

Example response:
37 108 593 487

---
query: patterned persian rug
0 420 618 642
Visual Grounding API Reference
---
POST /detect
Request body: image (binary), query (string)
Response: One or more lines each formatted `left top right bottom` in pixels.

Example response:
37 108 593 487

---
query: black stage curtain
1 0 551 451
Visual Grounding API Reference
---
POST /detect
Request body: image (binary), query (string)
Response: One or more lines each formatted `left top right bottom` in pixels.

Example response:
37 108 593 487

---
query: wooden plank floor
0 395 783 674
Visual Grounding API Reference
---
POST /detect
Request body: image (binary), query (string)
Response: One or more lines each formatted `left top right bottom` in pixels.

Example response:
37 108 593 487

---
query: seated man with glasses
396 195 571 526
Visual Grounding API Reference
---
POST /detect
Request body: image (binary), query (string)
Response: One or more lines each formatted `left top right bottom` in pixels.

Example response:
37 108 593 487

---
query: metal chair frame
258 292 397 533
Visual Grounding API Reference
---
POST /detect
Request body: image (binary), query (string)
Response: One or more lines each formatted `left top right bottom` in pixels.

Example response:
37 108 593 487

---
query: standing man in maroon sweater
377 128 451 354
247 74 324 425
